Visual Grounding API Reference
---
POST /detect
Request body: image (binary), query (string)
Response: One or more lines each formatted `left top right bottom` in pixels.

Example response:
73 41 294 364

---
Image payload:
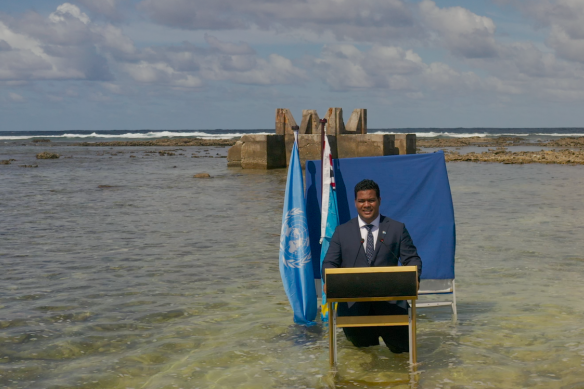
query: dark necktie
365 224 374 265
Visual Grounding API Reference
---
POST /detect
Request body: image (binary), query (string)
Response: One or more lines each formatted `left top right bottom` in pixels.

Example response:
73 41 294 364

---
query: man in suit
322 179 422 354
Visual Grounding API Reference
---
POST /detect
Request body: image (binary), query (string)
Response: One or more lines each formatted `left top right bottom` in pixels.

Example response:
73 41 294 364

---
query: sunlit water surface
2 142 584 389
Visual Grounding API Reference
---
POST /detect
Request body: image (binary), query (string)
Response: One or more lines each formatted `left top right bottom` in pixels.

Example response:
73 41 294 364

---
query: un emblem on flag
280 208 312 268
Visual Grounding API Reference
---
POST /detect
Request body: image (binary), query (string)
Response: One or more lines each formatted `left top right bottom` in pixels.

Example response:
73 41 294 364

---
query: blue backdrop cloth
305 151 455 280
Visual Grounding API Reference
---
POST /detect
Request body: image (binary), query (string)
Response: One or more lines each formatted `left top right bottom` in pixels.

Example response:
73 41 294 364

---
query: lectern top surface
325 266 418 274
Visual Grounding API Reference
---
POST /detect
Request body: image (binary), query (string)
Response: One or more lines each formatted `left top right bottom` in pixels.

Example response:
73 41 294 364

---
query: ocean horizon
2 128 584 141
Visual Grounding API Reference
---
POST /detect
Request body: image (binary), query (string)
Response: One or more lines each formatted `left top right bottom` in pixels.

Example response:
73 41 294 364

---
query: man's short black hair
354 179 380 199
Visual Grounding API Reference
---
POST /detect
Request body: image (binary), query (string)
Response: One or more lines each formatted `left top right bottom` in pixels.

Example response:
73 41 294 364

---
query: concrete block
323 107 345 136
241 135 286 169
299 110 321 134
394 134 417 155
275 108 298 135
227 140 243 167
344 109 367 134
285 134 338 168
337 134 398 159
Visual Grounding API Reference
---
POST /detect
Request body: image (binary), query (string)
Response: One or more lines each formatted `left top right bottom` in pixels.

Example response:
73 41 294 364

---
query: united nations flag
279 131 317 326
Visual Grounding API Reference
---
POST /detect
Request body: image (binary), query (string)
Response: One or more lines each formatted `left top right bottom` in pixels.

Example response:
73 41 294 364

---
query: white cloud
102 82 122 94
496 0 584 63
49 3 91 25
313 44 425 90
0 5 306 90
419 0 499 58
0 5 113 81
537 0 584 63
9 92 25 102
119 35 306 87
309 40 584 102
200 51 306 85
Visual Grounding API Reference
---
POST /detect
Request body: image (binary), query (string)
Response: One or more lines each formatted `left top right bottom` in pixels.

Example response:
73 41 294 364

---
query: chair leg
451 280 458 317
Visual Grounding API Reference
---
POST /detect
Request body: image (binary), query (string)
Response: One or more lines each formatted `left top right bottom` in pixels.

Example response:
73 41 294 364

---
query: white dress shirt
358 214 380 251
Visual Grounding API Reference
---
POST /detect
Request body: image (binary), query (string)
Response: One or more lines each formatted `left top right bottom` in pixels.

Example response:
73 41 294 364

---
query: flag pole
319 119 327 199
292 125 299 142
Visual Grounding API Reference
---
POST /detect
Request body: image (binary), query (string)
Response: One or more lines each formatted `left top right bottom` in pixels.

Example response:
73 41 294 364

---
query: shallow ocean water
1 141 584 389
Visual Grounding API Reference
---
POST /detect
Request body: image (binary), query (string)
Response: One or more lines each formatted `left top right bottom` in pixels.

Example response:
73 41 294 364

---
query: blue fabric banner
306 152 456 280
279 135 317 326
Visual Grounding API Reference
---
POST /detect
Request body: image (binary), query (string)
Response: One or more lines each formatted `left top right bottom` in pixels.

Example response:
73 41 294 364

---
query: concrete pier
275 109 298 135
226 108 416 169
323 108 346 135
299 110 320 135
345 109 367 134
337 134 397 159
239 135 286 169
285 135 338 168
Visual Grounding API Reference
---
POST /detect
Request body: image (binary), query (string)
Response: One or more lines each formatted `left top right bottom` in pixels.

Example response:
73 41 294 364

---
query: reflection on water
2 143 584 388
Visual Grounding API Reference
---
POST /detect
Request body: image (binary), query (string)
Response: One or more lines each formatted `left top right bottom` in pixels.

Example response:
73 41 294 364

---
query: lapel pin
382 231 386 235
380 239 384 243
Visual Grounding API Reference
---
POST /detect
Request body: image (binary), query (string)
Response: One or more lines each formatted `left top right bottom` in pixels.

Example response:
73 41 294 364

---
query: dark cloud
0 39 11 51
205 34 255 55
137 0 248 30
491 0 584 63
75 0 129 22
137 0 423 42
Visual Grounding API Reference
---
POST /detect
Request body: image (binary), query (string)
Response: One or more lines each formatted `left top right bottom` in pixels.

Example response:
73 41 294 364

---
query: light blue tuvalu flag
319 188 339 321
319 132 339 322
279 131 317 326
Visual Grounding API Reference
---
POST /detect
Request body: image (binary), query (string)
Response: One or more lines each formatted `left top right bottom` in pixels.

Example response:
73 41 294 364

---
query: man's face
355 189 380 224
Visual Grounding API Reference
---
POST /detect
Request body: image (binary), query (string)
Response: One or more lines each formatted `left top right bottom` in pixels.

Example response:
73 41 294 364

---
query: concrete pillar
299 110 321 134
393 134 417 155
337 134 398 159
323 107 345 136
285 134 338 168
227 140 243 167
344 109 367 134
275 109 298 135
240 135 286 169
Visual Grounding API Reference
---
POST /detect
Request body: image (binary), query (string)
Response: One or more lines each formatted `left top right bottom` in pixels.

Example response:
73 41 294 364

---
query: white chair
417 279 457 316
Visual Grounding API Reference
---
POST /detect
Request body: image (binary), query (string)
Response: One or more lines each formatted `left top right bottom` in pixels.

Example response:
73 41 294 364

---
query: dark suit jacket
322 215 422 316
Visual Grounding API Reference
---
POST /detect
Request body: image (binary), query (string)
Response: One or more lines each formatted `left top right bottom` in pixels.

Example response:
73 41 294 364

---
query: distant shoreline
72 138 236 147
3 136 584 166
68 136 584 165
60 135 584 149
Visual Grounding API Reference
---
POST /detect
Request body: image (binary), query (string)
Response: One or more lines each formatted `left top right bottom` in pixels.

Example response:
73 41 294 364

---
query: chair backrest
306 152 456 281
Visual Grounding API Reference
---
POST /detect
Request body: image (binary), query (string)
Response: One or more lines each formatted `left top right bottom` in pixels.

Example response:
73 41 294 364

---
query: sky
1 0 584 131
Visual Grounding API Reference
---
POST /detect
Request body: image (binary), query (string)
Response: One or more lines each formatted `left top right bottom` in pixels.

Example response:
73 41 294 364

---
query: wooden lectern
325 266 419 366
